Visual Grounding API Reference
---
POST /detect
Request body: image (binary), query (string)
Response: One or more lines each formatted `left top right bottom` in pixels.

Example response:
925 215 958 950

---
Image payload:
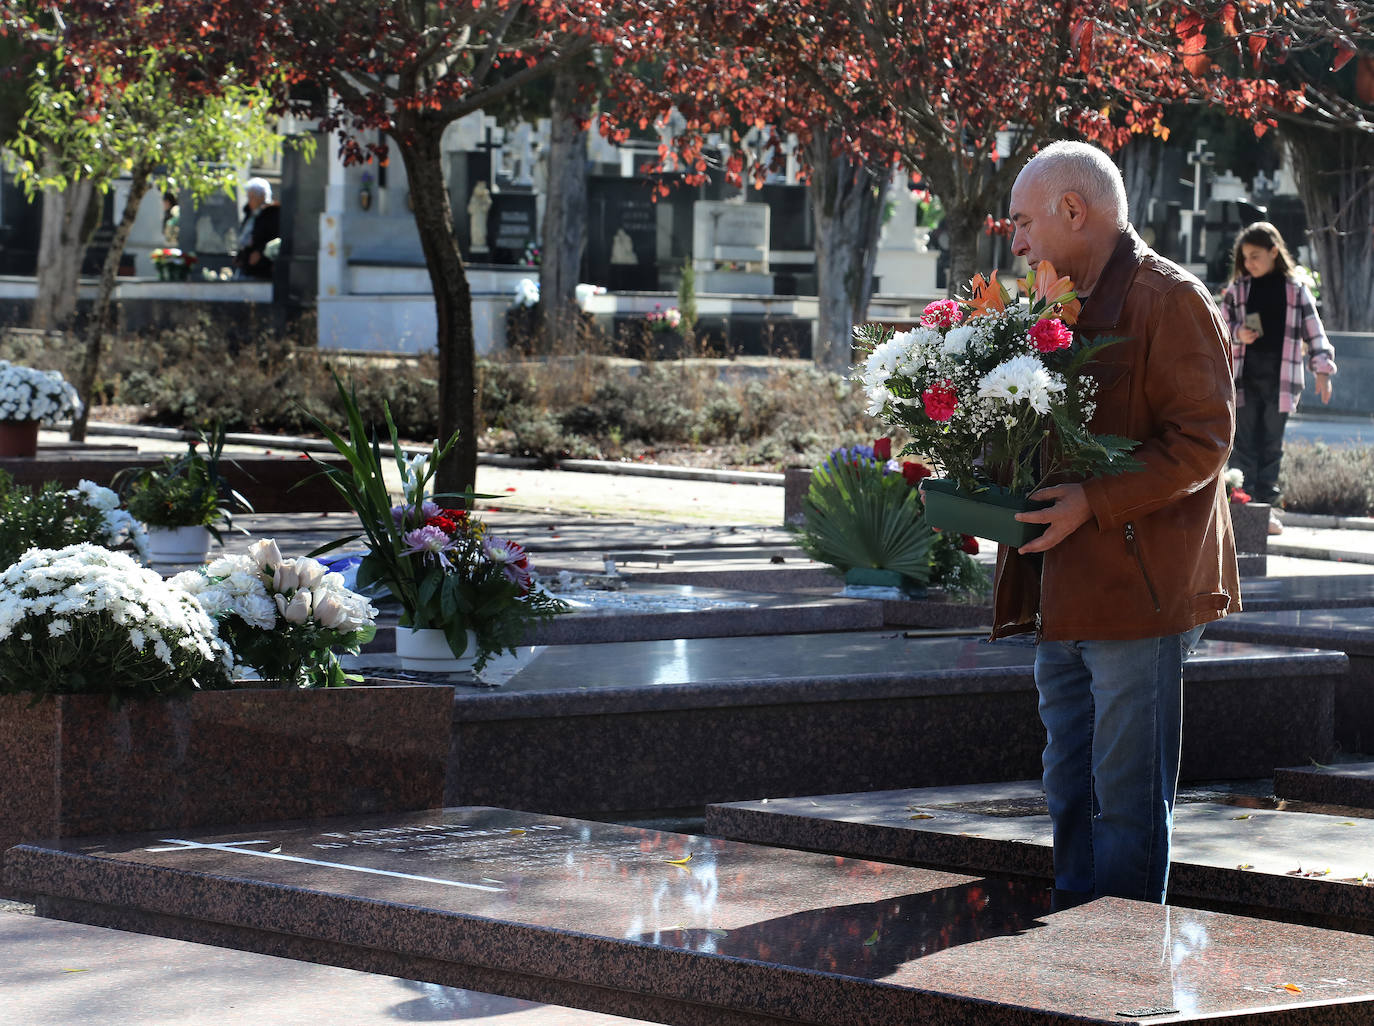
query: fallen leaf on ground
666 854 693 865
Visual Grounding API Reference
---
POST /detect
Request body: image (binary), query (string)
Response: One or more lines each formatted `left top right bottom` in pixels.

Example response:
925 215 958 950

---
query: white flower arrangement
512 277 540 308
71 479 150 563
0 543 230 698
0 361 82 424
169 538 377 688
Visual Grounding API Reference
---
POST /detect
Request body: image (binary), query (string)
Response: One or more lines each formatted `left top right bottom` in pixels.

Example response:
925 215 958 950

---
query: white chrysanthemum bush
0 544 230 698
0 361 81 423
169 538 377 688
854 265 1140 497
0 476 148 570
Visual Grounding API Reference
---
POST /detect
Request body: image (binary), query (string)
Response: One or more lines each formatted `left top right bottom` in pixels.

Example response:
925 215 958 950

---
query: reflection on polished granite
708 781 1374 927
10 808 1374 1024
0 911 647 1026
1236 574 1374 611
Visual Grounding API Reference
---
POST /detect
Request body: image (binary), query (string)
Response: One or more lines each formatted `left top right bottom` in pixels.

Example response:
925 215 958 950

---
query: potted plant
854 264 1140 547
117 424 252 569
0 361 81 458
792 438 987 599
311 380 567 674
0 542 453 860
0 473 148 569
644 304 685 358
169 538 377 688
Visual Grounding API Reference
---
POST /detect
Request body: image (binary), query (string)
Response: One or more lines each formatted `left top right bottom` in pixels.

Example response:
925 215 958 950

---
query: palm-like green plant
795 445 935 583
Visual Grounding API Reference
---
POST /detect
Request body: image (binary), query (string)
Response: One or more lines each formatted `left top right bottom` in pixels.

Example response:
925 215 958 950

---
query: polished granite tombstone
706 781 1374 929
0 910 646 1025
363 633 1342 815
1275 762 1374 809
1236 574 1374 611
1204 608 1374 750
9 808 1374 1025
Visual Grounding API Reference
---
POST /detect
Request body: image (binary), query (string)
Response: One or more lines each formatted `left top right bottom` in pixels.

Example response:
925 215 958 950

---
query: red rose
1029 317 1073 353
872 437 892 461
901 461 931 486
960 535 980 554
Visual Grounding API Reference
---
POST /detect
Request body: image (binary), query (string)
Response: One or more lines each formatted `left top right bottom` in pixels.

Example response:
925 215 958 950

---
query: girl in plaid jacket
1220 221 1336 519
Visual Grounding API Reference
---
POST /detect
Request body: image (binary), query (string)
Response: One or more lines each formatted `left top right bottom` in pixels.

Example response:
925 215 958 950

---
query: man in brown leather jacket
1000 141 1240 904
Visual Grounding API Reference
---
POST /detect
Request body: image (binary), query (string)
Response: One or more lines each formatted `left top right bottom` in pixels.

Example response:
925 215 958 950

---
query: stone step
1233 574 1374 611
706 781 1374 931
1275 762 1374 809
1203 607 1374 751
0 910 647 1026
9 808 1374 1024
353 634 1344 815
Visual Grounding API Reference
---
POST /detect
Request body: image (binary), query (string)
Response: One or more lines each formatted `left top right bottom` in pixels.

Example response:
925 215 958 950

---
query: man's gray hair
245 177 273 203
1023 141 1127 229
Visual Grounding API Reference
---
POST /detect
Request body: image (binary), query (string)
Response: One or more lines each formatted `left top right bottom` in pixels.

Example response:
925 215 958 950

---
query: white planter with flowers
395 627 480 673
146 525 213 569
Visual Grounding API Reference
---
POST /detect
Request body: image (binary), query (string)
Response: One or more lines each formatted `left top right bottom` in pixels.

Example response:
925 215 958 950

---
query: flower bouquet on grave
1224 467 1251 505
0 544 231 699
0 474 148 570
792 437 987 599
0 361 81 456
853 264 1141 548
169 539 377 689
309 379 567 673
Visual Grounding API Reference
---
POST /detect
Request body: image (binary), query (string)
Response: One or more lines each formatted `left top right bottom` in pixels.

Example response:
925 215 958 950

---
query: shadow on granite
1204 608 1374 751
0 911 646 1025
707 781 1374 930
1276 762 1374 809
9 808 1374 1024
360 634 1341 815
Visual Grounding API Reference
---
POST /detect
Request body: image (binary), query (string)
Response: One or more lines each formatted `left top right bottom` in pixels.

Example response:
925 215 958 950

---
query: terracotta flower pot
0 419 40 458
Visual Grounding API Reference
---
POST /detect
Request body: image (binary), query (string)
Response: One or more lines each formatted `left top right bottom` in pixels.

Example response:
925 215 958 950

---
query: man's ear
1061 191 1088 230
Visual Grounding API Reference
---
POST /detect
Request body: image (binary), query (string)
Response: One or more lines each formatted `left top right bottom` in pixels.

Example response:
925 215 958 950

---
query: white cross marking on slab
143 839 507 892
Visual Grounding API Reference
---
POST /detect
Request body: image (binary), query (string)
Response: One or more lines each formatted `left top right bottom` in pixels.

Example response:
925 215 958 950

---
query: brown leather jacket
991 229 1242 642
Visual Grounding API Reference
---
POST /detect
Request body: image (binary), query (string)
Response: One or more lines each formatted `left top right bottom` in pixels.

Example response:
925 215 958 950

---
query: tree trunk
70 166 151 441
32 172 96 331
807 132 887 371
1118 134 1166 231
942 204 992 299
1284 124 1374 332
539 67 591 356
395 122 479 500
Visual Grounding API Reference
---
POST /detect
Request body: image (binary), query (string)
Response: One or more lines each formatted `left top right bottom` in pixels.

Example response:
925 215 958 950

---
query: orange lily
966 270 1011 316
1018 260 1082 325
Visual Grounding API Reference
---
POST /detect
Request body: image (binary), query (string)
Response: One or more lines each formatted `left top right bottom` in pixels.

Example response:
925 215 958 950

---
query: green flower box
922 478 1049 548
843 567 927 598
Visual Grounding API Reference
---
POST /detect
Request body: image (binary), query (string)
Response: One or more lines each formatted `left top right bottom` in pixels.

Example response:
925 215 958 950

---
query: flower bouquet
0 544 230 699
170 539 377 688
792 437 987 598
0 361 81 456
0 474 148 570
311 380 567 673
645 306 682 332
149 247 197 281
1224 468 1251 505
854 264 1140 546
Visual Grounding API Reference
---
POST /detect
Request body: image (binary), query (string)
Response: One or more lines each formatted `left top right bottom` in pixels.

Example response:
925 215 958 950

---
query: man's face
1009 170 1072 272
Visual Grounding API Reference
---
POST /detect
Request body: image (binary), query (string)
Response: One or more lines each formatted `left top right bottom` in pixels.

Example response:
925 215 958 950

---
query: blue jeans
1035 627 1203 904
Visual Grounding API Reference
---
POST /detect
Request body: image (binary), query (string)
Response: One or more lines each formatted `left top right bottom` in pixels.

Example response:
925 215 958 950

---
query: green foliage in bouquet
117 423 251 538
794 442 934 583
0 473 148 569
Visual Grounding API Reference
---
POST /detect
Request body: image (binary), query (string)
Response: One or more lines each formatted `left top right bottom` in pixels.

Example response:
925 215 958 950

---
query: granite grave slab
10 808 1374 1025
1274 762 1374 809
1203 608 1374 750
707 782 1374 930
359 634 1340 815
1234 574 1374 611
0 910 647 1025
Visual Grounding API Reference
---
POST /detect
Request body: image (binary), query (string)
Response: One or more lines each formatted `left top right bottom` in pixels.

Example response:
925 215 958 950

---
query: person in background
234 177 281 280
160 190 180 247
1220 221 1336 535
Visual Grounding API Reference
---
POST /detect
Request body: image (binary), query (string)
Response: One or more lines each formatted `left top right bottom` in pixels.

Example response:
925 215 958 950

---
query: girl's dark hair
1231 221 1296 281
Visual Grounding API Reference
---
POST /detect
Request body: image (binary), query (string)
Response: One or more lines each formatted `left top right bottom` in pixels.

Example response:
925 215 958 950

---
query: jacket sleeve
1081 282 1235 531
1296 282 1338 375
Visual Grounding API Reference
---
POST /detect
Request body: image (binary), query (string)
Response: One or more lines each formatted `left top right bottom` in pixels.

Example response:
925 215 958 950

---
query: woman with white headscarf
234 177 281 280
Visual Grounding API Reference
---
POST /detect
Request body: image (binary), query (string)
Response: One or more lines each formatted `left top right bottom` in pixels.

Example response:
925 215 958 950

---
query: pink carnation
921 380 958 423
920 299 964 330
1029 317 1073 353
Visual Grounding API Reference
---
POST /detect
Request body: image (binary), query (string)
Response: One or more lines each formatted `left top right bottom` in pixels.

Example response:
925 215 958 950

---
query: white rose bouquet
0 544 230 699
171 538 377 688
0 361 81 423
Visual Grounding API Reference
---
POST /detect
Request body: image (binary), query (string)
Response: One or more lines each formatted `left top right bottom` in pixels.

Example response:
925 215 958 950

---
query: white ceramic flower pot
396 626 479 674
146 525 212 571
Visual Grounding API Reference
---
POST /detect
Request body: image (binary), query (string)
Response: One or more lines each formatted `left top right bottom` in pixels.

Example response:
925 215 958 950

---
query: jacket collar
1074 228 1147 332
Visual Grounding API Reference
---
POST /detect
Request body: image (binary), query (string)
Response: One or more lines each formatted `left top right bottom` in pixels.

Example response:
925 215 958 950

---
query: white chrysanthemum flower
977 355 1066 415
942 325 976 356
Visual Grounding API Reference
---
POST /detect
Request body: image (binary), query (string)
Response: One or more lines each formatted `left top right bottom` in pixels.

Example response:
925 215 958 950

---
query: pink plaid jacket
1220 275 1337 412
